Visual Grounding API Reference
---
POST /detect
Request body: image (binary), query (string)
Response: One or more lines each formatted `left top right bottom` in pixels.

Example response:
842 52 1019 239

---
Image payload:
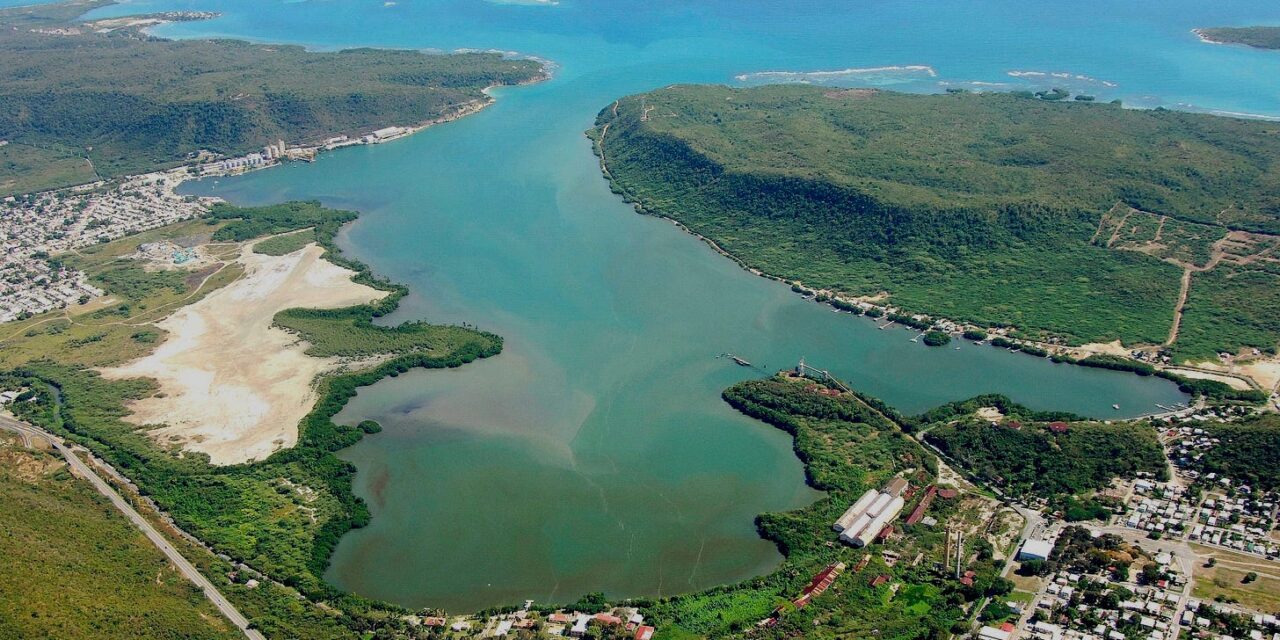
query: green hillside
922 405 1165 500
592 85 1280 360
1197 26 1280 50
0 434 238 640
0 0 545 194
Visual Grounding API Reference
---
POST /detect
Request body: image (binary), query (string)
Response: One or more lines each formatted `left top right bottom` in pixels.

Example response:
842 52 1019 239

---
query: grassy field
1190 545 1280 611
1176 265 1280 361
594 85 1280 356
0 434 239 640
0 219 240 371
252 229 316 257
0 141 97 196
0 201 503 636
0 0 544 194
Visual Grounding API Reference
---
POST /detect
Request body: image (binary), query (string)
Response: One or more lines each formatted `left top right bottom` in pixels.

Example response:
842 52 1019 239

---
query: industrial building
1017 538 1054 561
833 477 910 547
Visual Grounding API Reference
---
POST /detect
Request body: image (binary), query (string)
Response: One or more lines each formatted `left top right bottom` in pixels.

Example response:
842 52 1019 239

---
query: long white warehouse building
832 489 879 532
846 496 904 547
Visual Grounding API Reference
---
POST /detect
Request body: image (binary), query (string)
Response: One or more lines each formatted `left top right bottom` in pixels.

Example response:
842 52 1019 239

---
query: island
1194 26 1280 50
591 85 1280 374
0 0 547 195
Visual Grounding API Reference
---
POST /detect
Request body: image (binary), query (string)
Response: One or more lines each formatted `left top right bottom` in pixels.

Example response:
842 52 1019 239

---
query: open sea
73 0 1280 611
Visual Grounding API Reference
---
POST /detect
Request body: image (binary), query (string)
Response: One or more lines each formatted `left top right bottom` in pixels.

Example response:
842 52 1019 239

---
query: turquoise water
83 0 1280 612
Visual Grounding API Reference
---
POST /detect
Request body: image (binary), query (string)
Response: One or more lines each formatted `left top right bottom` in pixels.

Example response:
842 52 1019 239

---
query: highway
0 414 265 640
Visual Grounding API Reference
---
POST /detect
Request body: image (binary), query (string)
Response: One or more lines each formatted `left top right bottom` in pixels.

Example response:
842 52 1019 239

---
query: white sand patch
975 407 1004 422
1190 358 1280 393
101 242 387 465
1076 340 1132 357
1163 367 1255 391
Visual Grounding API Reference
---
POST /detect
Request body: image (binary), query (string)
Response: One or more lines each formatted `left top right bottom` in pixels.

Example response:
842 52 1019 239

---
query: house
635 626 655 640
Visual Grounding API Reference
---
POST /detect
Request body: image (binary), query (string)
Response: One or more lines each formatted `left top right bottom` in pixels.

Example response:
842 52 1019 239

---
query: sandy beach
102 241 386 465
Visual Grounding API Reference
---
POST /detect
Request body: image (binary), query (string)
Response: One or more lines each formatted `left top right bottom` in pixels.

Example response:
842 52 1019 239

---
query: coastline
589 119 1271 409
1192 28 1226 46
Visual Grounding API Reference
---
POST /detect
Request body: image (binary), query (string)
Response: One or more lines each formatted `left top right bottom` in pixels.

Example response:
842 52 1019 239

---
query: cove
124 0 1280 613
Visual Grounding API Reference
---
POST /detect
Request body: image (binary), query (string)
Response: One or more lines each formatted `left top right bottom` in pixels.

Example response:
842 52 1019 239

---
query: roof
1019 538 1054 559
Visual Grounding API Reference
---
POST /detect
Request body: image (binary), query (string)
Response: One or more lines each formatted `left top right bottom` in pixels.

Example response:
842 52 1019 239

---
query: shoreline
1191 28 1226 46
590 120 1273 409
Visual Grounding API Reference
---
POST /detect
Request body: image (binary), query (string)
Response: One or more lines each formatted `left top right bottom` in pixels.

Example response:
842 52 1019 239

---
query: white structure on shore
833 477 909 547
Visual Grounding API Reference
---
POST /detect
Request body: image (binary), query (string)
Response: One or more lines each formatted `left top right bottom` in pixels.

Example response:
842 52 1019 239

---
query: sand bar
102 241 386 465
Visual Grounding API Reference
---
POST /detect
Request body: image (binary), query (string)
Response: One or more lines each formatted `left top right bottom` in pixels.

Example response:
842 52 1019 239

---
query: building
979 626 1013 640
833 489 879 532
1018 538 1054 561
846 496 905 547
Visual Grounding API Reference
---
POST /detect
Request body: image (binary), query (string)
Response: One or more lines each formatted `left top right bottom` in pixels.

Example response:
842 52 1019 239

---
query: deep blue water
69 0 1280 611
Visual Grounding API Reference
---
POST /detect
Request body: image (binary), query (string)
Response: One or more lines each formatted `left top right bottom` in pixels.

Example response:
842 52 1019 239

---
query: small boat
1112 404 1120 410
954 346 961 350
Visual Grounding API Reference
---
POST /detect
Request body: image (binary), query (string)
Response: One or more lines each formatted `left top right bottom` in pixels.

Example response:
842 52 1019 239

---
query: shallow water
80 0 1280 611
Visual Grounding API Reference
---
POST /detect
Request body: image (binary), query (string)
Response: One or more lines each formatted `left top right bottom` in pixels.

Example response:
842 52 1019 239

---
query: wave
1007 70 1117 88
484 0 560 5
734 65 937 86
1173 103 1280 122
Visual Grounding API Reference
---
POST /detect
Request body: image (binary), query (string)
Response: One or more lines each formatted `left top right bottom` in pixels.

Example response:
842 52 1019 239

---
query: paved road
0 414 265 640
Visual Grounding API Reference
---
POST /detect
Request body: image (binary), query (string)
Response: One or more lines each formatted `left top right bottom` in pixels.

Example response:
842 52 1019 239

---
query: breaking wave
1006 70 1117 88
734 65 938 87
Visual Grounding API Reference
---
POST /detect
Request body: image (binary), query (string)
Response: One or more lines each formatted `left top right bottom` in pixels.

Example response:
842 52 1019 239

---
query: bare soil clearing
101 242 386 465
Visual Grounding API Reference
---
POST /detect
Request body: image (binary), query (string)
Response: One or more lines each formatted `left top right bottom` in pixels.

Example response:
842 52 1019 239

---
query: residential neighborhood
0 170 213 321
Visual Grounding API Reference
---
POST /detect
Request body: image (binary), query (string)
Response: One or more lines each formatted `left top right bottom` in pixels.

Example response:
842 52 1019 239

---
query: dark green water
148 0 1280 612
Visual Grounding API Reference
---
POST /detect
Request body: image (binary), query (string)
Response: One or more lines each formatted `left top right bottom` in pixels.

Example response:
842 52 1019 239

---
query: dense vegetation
252 229 315 257
645 376 1013 639
0 201 503 636
922 397 1165 500
0 434 238 640
1192 415 1280 491
593 85 1280 359
1198 26 1280 50
0 0 545 194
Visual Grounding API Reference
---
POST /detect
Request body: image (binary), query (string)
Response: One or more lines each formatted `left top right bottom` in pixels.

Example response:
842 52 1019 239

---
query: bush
923 331 951 347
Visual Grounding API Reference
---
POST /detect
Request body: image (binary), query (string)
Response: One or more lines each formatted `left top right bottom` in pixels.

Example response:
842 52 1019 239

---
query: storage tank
851 496 904 547
832 489 879 532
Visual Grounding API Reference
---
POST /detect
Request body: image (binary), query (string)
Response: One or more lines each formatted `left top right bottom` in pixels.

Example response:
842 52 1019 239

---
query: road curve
0 414 266 640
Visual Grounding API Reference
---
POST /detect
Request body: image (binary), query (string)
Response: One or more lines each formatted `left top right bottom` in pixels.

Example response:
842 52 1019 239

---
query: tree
923 331 952 347
1243 572 1258 584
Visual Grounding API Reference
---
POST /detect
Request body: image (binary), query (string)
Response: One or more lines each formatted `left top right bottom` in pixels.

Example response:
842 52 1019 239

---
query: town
0 121 443 323
0 170 212 321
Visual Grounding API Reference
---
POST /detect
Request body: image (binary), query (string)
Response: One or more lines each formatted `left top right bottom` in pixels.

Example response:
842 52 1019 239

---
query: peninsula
1194 26 1280 50
592 85 1280 376
0 0 546 195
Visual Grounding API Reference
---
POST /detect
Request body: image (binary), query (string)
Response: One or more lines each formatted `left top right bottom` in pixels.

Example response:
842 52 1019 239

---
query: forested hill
593 85 1280 360
1197 26 1280 50
0 0 545 193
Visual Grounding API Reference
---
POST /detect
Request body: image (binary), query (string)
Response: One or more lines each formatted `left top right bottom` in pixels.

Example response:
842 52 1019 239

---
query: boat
732 356 751 367
1112 404 1120 410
